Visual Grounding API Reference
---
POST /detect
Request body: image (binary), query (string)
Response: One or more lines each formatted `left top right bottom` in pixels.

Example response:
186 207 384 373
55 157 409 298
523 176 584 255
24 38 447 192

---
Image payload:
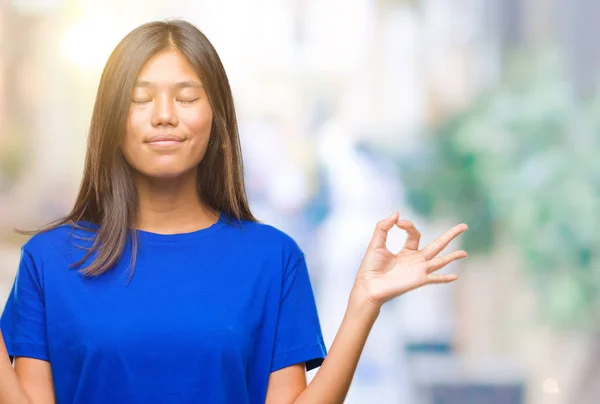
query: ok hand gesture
353 212 468 307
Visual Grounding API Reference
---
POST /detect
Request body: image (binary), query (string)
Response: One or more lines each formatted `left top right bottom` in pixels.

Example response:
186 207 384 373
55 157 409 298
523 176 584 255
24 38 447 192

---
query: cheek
125 109 147 138
182 104 213 137
121 110 150 169
122 113 140 154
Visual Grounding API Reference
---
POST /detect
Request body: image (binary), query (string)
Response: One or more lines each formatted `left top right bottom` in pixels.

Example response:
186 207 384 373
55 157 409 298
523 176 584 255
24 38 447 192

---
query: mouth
146 134 184 143
145 134 185 148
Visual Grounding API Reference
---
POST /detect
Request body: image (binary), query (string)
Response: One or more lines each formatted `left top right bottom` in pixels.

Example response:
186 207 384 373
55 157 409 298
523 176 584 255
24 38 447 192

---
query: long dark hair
22 19 256 276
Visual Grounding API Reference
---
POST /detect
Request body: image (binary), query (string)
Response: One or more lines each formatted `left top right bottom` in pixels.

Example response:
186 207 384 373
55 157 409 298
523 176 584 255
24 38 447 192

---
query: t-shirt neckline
76 212 229 244
134 212 227 243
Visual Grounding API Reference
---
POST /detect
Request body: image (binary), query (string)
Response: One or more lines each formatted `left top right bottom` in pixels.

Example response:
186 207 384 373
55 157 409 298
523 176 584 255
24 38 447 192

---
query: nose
150 95 179 127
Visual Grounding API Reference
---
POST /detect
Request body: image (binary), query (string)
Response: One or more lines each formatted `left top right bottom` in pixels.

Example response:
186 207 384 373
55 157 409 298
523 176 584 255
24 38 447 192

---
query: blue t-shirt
0 214 327 403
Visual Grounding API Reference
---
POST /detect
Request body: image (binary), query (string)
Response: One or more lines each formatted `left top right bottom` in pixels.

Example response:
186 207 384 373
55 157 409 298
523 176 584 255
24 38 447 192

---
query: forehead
137 49 201 83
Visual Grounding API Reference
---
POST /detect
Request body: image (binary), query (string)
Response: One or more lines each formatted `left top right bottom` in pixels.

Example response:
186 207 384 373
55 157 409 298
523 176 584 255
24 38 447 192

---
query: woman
0 19 468 404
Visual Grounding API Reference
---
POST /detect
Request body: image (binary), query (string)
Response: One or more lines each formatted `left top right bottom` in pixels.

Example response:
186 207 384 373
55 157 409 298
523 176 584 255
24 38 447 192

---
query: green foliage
400 51 600 330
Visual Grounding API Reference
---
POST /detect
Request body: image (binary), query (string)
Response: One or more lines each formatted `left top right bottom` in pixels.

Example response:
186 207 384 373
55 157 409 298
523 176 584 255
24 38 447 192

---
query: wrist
348 285 382 321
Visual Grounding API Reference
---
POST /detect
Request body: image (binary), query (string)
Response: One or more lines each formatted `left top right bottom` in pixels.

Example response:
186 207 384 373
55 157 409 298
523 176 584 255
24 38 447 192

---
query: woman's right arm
0 331 55 404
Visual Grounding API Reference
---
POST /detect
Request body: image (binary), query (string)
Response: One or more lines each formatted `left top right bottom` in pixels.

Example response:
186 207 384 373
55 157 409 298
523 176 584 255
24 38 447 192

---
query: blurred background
0 0 598 403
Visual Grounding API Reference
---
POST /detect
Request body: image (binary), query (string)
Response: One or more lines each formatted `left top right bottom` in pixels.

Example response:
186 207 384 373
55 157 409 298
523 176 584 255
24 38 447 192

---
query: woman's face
122 49 213 179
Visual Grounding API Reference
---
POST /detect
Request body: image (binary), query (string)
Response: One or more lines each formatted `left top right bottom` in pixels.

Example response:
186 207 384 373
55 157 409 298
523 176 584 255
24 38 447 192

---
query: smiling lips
145 134 185 147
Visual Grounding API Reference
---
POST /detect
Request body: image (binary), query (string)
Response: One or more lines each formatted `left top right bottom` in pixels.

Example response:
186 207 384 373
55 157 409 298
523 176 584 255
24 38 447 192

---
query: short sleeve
0 247 49 362
271 254 327 372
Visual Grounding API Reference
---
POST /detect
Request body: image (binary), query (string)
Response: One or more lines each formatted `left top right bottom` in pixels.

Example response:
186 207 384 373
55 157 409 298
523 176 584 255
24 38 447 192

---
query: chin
137 165 197 181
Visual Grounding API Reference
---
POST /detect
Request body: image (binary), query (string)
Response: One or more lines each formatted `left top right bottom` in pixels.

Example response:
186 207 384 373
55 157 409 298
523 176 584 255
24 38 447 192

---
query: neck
134 171 218 234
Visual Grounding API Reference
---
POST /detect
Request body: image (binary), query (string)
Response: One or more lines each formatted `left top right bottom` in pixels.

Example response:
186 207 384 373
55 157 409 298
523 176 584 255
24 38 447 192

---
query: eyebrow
135 80 203 89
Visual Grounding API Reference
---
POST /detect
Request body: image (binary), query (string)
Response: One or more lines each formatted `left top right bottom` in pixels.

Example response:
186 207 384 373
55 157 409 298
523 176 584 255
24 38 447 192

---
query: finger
395 219 421 251
427 250 468 273
368 212 400 250
426 273 458 284
421 223 468 260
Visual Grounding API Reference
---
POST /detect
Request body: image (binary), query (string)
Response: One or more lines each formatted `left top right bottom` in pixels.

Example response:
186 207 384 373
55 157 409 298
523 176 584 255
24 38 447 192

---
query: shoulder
22 222 95 259
236 220 299 248
223 216 305 268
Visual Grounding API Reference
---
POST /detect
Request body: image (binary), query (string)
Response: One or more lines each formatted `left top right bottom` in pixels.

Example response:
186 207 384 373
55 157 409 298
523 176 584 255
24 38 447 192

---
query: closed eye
178 98 199 104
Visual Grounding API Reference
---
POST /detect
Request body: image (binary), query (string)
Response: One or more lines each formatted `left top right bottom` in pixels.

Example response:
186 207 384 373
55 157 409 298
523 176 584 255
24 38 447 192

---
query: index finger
421 223 468 260
395 219 421 251
368 212 400 250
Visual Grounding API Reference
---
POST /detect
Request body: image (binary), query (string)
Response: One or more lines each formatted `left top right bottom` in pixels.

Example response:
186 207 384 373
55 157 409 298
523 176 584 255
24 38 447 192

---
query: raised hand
352 212 468 307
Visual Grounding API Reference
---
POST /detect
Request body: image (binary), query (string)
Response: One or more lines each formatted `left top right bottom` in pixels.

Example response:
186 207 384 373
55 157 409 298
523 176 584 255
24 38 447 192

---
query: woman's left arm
266 212 468 404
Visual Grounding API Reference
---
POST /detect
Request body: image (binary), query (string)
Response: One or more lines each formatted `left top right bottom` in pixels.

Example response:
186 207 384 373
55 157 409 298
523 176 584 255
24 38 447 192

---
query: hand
352 212 468 308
